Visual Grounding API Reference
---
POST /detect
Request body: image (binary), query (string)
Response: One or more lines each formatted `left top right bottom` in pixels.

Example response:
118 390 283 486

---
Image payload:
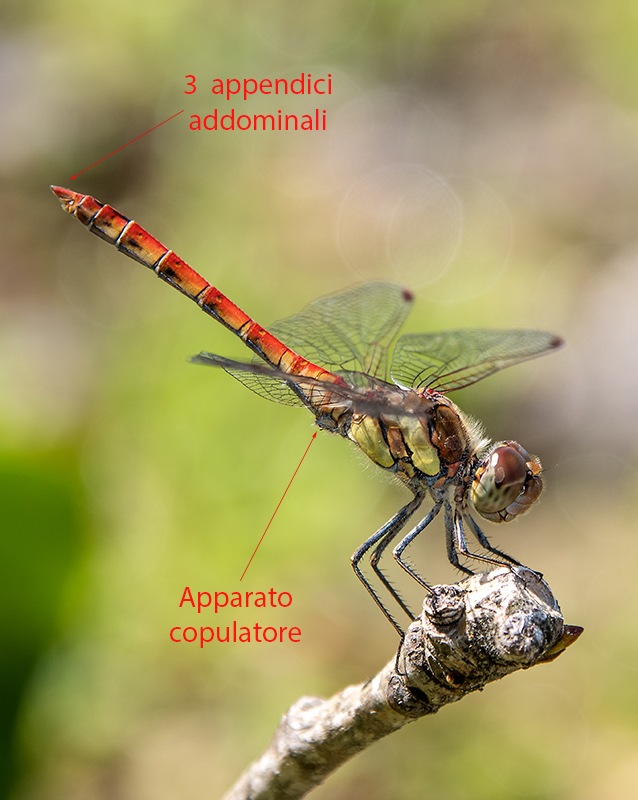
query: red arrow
240 432 317 581
69 109 185 180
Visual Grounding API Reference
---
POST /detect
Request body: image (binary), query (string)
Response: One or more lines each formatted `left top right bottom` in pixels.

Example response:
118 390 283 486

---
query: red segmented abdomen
51 186 339 387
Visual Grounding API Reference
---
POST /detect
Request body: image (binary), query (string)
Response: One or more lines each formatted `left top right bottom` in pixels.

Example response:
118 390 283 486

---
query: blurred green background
2 1 638 798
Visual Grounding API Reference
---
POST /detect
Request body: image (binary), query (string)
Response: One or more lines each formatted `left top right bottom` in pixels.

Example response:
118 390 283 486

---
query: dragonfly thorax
345 389 476 487
470 441 543 523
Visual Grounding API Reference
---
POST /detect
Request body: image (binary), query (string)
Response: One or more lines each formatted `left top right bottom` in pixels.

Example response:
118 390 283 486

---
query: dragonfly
51 185 563 634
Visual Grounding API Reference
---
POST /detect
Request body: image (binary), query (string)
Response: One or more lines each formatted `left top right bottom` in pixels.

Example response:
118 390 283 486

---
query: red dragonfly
52 186 562 634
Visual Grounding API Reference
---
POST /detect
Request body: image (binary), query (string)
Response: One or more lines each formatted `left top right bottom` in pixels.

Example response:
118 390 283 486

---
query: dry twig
222 567 582 800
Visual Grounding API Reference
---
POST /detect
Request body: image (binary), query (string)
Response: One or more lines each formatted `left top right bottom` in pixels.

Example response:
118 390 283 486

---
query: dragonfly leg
450 509 522 571
444 501 474 575
368 501 426 622
391 499 445 590
351 493 423 635
464 514 523 567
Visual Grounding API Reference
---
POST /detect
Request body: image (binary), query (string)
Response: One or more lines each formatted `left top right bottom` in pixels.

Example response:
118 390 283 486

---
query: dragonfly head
471 441 543 523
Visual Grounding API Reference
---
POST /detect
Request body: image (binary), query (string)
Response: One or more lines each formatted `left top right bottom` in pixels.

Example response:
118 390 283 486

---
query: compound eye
490 445 528 490
472 443 541 522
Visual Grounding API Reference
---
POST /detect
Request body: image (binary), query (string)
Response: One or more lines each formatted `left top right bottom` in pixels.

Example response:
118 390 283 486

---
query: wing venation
391 329 563 392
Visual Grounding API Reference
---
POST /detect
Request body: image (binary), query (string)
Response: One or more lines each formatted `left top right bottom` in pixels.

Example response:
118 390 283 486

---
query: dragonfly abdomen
52 187 342 388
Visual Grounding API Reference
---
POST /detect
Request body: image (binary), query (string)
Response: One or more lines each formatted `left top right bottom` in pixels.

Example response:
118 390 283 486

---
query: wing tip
549 334 564 350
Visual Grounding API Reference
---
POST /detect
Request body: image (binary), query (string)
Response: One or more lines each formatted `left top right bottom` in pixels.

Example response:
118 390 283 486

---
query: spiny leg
391 499 445 591
452 508 517 570
444 500 474 575
368 493 426 621
464 514 523 566
351 494 423 635
465 514 543 579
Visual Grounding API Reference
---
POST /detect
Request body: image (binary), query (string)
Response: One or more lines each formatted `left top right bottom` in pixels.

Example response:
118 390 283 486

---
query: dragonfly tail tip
50 185 82 213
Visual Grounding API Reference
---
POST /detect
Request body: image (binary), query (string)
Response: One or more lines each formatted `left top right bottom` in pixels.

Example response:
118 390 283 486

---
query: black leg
392 499 445 590
452 509 516 568
444 500 473 575
369 494 426 621
464 514 523 566
351 494 423 635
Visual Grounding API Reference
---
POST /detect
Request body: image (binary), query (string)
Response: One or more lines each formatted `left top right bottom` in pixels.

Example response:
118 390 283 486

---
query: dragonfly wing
269 282 413 382
390 329 563 392
192 352 307 406
192 352 422 417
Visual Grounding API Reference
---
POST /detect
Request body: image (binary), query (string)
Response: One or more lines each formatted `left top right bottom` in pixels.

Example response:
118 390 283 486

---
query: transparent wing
391 329 563 392
269 282 413 385
192 353 305 406
192 283 413 406
192 352 412 415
